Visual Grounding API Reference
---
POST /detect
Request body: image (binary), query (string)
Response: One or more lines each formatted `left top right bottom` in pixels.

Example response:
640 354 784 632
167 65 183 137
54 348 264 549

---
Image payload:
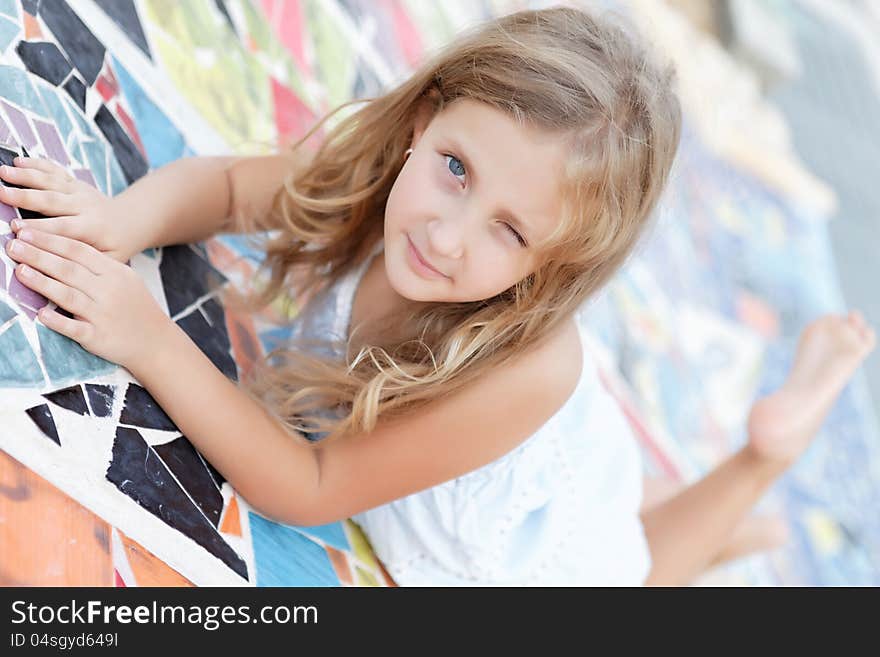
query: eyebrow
445 137 536 245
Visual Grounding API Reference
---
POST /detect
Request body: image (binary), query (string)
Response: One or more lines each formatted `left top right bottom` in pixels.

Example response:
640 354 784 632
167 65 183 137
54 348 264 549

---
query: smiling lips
407 235 448 278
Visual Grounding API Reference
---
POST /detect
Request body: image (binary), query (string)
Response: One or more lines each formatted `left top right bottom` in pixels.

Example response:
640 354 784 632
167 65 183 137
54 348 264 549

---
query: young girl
0 6 875 586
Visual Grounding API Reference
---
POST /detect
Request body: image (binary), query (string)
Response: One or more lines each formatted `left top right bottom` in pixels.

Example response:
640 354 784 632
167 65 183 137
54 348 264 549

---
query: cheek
455 258 523 301
385 165 441 230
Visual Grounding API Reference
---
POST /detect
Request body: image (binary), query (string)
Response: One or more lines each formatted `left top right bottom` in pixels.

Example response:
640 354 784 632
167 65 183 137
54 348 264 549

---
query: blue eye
443 153 527 248
444 154 466 184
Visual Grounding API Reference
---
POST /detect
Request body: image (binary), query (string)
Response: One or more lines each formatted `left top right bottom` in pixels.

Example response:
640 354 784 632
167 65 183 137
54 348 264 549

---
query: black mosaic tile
38 0 105 85
85 383 114 417
63 76 86 111
25 403 60 445
119 383 177 431
199 451 226 490
154 436 223 528
93 104 148 184
18 207 48 220
94 0 152 60
200 296 227 332
106 427 247 580
15 41 73 87
21 0 40 16
43 384 89 415
0 147 46 219
0 147 16 167
198 305 231 353
159 245 227 317
177 309 238 382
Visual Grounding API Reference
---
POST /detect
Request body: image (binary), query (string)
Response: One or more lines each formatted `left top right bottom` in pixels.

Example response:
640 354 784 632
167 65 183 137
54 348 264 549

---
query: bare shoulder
304 317 584 525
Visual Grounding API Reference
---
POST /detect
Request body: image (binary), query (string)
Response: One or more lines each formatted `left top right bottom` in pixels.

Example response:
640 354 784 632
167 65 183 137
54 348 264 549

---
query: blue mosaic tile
293 521 350 552
249 512 340 586
37 84 74 143
37 323 116 386
64 134 84 168
0 0 18 19
107 147 129 195
0 65 47 116
61 93 94 138
80 138 109 194
0 298 16 323
0 320 45 387
0 14 19 52
112 56 186 168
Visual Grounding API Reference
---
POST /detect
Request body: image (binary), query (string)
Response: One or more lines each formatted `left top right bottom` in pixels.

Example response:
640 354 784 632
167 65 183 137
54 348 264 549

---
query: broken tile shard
85 383 114 417
106 427 247 579
119 382 177 431
43 384 89 415
154 436 224 528
25 403 61 445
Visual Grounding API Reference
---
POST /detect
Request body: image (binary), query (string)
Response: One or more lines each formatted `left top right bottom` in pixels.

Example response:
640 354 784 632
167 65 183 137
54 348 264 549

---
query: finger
37 305 93 344
6 236 98 295
12 156 73 179
0 164 75 192
12 228 107 277
0 185 72 215
11 216 86 240
15 263 93 317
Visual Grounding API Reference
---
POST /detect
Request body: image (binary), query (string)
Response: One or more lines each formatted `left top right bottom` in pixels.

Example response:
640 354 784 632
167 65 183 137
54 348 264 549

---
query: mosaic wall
0 0 878 585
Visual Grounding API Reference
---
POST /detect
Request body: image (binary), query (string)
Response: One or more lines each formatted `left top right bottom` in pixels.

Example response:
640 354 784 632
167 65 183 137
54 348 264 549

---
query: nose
425 215 465 260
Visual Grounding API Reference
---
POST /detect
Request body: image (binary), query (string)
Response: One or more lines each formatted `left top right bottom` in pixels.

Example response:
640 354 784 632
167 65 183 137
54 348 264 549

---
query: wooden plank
0 450 113 586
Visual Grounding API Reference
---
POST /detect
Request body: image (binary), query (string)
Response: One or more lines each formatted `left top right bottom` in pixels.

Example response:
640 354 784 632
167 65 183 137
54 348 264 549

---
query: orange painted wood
117 530 194 587
0 450 113 586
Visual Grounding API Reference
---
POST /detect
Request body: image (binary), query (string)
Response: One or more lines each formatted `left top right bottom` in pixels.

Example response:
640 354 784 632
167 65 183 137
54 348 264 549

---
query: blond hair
223 5 681 443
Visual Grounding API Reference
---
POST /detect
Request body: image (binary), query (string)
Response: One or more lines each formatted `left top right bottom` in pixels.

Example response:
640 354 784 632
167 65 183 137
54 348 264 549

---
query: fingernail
8 239 20 254
10 219 20 231
18 263 30 276
18 229 32 241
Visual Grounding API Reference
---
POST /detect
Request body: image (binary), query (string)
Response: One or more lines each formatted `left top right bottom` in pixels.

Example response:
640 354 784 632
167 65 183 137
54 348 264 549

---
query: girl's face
383 98 568 304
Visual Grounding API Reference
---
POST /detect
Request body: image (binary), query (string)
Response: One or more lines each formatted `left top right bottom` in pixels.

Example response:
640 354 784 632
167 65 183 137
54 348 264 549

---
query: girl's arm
131 319 322 520
127 315 582 526
639 449 784 586
115 151 309 251
2 153 303 265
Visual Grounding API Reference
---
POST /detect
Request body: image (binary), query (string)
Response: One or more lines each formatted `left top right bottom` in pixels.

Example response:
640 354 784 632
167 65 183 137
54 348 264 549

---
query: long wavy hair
222 4 682 444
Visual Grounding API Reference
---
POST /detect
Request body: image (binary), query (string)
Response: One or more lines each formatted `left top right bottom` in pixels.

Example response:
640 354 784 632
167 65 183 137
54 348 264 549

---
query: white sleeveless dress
287 240 652 585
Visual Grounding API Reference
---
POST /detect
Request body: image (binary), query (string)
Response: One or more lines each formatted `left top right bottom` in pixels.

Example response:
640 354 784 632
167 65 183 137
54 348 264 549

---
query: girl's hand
0 157 147 263
5 227 172 370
